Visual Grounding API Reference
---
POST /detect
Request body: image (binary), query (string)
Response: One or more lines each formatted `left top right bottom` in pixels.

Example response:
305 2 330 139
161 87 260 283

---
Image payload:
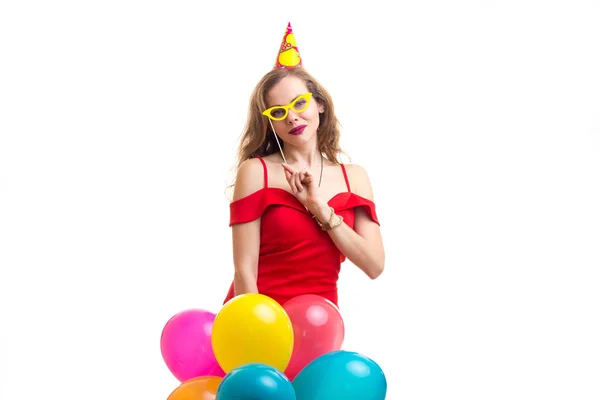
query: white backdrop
1 1 599 399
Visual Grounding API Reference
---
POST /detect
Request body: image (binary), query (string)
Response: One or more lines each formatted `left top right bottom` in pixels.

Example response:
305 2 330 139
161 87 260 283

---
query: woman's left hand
281 163 321 208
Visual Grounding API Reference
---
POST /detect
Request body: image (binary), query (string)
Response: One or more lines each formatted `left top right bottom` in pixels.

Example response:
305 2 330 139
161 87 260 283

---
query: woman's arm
230 159 263 295
308 165 385 279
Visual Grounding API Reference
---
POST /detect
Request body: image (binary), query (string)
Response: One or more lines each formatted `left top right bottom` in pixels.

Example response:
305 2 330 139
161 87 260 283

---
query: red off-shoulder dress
223 157 379 307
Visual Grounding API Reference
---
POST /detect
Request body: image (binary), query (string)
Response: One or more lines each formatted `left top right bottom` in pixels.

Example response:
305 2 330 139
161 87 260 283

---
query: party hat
273 22 302 69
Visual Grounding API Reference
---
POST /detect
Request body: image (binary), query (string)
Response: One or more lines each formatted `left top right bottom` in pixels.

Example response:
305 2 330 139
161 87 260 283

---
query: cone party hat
273 22 302 69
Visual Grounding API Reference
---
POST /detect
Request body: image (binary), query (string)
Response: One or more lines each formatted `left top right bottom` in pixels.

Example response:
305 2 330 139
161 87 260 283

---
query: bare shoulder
233 158 265 201
344 163 374 200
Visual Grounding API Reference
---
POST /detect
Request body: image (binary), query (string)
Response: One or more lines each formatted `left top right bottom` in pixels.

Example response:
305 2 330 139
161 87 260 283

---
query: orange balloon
167 376 222 400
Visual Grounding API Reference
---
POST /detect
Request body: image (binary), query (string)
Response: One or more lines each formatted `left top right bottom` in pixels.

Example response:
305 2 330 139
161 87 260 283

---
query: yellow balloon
167 376 222 400
212 294 294 373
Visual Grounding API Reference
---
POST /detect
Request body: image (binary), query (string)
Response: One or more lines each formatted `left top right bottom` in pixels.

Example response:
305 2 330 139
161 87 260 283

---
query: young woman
223 25 384 307
222 65 385 308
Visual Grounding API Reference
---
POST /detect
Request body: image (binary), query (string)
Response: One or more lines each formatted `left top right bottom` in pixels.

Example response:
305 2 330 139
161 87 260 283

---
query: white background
1 1 599 399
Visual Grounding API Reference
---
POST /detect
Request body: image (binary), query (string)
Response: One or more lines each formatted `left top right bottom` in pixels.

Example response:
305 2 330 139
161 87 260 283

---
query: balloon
161 309 225 382
216 363 296 400
211 293 294 373
167 376 222 400
292 350 387 400
283 294 345 380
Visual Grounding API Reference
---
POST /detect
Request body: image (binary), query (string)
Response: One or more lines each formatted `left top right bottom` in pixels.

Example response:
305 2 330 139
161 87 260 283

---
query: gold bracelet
314 207 343 231
327 206 336 226
327 214 344 231
313 207 331 228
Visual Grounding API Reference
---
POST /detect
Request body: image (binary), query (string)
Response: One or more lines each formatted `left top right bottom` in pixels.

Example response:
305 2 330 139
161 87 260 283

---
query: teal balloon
216 363 296 400
292 350 387 400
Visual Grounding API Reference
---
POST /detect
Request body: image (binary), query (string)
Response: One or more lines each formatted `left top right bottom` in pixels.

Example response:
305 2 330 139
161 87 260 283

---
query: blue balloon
216 363 296 400
292 350 387 400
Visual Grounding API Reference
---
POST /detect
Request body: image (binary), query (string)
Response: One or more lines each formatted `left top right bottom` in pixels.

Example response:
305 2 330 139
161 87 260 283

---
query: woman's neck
281 147 322 167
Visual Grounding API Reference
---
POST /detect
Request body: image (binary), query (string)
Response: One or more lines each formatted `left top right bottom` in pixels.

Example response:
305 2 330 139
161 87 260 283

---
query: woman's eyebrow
271 94 304 107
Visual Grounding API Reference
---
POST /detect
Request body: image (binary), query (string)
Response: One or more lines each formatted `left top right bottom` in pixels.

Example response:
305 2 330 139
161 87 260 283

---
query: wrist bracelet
314 206 344 231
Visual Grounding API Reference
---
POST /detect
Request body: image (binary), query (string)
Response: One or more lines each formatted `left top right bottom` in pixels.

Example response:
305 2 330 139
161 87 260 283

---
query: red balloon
282 294 345 380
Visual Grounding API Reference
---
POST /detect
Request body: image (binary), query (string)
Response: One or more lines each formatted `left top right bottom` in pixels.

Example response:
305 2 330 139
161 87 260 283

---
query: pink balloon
160 309 225 382
282 295 345 380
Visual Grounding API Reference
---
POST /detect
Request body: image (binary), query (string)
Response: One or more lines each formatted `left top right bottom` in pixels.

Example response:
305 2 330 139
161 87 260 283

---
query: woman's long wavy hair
227 68 346 198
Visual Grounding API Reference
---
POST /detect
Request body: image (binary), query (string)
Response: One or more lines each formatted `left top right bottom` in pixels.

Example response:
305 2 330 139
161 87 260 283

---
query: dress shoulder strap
256 156 268 188
340 164 351 192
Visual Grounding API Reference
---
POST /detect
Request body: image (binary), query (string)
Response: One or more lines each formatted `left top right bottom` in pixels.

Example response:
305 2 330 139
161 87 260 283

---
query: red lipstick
288 125 307 135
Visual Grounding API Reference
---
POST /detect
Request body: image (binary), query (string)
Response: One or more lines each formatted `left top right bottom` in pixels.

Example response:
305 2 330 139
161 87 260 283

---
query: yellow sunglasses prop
262 93 313 121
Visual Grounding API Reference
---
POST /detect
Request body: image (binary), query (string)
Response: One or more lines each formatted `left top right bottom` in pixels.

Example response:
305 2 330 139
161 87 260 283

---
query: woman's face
264 76 324 147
